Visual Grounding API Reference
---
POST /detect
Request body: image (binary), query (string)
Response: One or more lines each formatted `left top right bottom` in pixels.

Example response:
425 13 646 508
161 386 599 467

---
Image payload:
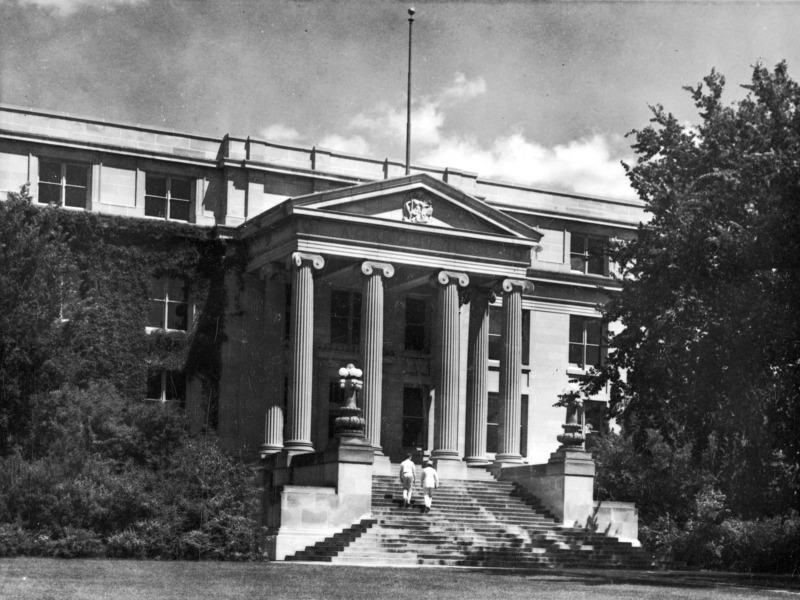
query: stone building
0 105 646 559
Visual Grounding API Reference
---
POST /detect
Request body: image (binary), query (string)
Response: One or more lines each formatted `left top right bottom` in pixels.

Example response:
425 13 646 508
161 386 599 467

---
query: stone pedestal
498 447 596 527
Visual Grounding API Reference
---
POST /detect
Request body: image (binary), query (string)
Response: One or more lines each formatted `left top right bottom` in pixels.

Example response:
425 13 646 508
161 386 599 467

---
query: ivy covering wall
0 187 263 559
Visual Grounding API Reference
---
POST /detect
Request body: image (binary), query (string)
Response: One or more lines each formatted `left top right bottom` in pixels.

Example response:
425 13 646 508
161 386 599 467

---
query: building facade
0 105 645 467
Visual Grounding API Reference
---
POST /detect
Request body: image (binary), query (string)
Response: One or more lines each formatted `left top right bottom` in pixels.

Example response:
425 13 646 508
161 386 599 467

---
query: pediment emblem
402 195 433 224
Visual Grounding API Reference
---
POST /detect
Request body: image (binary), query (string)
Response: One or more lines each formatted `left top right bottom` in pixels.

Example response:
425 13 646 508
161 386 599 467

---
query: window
402 387 427 448
487 393 499 454
145 174 191 222
146 369 186 406
570 234 606 275
404 297 428 352
38 160 89 208
569 316 604 369
148 277 188 331
488 307 530 364
330 290 361 346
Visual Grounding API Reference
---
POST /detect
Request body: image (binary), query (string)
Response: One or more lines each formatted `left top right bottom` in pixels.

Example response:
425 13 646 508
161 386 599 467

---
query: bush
0 385 265 560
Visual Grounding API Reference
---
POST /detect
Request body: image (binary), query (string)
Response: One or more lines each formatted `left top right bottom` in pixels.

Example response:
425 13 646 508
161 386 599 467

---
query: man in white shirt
398 453 416 508
421 460 439 513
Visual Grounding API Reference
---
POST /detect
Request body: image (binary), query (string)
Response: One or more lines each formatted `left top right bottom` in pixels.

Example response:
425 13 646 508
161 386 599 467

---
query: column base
282 442 315 465
259 443 283 459
432 456 469 480
464 456 490 466
494 453 524 467
372 454 393 476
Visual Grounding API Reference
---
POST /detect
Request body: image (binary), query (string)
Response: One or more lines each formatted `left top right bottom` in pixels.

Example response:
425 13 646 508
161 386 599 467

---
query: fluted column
431 270 469 461
465 287 494 465
359 260 394 455
495 278 533 464
285 252 325 457
261 405 284 457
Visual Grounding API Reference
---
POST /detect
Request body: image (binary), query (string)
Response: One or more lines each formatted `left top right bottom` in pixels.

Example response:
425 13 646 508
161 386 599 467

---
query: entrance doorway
402 386 428 457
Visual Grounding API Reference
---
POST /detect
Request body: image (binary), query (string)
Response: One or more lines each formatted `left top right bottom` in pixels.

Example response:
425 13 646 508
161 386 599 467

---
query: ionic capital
290 252 325 271
430 270 470 288
494 278 534 296
360 261 395 279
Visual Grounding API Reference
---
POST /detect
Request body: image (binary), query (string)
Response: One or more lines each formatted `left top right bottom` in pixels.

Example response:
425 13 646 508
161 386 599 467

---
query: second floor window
145 175 191 222
488 306 531 364
38 160 88 208
330 290 361 346
569 315 604 369
570 234 606 275
148 277 188 331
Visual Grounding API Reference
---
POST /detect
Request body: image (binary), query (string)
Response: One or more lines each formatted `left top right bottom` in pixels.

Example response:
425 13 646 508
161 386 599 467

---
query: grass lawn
1 559 798 600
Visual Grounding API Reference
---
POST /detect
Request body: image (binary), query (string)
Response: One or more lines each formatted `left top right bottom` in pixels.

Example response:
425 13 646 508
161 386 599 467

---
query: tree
589 62 800 516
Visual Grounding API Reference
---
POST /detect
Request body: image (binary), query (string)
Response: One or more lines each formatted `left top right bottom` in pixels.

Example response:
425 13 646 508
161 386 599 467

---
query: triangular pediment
288 173 541 241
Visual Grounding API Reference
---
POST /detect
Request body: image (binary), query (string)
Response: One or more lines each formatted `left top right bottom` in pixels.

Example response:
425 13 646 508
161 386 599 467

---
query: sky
2 1 799 200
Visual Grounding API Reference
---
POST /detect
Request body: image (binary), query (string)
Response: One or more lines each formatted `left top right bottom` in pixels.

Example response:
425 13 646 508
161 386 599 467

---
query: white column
495 278 533 465
284 252 325 458
431 270 469 462
359 260 394 455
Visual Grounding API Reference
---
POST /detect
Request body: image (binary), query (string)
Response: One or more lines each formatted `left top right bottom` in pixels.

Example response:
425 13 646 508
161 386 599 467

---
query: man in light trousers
399 453 416 508
421 460 439 514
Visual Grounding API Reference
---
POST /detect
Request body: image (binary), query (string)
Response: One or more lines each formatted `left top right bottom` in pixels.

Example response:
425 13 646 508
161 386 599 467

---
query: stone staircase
286 472 653 569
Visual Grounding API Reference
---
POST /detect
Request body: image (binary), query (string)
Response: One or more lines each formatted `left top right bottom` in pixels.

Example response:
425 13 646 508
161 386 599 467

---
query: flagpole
405 7 415 175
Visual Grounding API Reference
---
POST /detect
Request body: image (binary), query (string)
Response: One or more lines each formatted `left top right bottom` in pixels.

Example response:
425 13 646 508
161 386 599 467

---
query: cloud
260 72 634 199
12 0 146 14
260 124 302 144
419 132 636 199
348 73 485 148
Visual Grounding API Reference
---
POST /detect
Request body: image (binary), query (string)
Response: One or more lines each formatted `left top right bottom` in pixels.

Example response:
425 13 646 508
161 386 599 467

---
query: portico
241 173 542 474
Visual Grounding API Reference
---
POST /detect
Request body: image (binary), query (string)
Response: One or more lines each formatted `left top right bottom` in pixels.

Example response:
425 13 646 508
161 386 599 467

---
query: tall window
568 316 604 369
570 234 606 275
404 296 428 352
330 290 361 346
488 307 530 364
145 174 191 222
487 392 499 454
148 277 188 331
38 160 88 208
402 387 427 448
146 369 186 406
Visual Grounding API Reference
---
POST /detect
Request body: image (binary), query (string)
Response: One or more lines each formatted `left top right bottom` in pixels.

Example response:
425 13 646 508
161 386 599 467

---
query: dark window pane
167 278 186 301
150 277 166 300
405 298 427 351
146 371 162 400
145 195 167 218
146 175 167 197
165 371 186 403
486 423 498 454
570 256 586 272
148 300 165 328
402 418 425 447
351 292 362 346
168 302 188 330
39 161 61 184
331 290 350 318
570 235 586 255
586 319 602 344
65 164 87 187
587 255 604 275
330 315 349 344
64 186 86 208
170 199 190 222
521 310 530 365
402 387 425 447
38 182 61 205
569 343 584 366
489 337 502 362
170 178 191 200
489 306 502 335
405 324 426 352
585 345 601 367
569 316 584 343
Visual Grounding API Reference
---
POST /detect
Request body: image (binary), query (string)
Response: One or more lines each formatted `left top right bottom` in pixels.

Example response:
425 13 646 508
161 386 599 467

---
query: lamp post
335 363 366 439
556 382 585 449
